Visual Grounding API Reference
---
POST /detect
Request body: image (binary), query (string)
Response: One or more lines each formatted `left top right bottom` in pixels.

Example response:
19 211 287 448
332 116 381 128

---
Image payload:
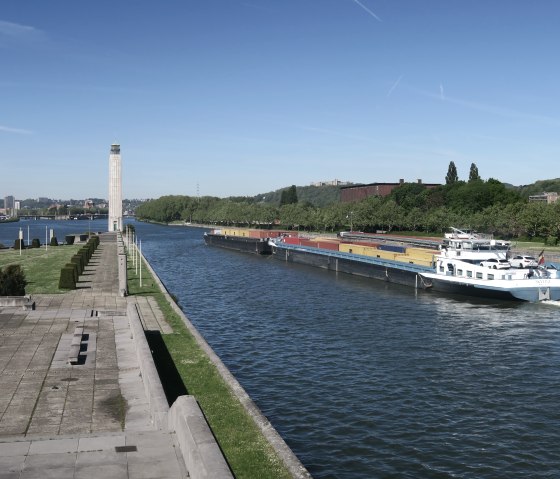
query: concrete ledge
127 302 169 429
169 396 233 479
0 295 35 310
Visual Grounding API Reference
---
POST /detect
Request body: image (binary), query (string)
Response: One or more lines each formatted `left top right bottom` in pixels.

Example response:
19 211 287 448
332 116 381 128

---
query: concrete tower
108 143 123 232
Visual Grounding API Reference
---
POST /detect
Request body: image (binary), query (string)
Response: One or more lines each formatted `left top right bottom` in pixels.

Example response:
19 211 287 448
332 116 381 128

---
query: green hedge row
58 235 100 290
12 237 60 249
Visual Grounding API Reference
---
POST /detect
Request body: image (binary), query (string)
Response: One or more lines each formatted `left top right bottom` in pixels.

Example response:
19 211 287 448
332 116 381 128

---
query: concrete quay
0 233 230 479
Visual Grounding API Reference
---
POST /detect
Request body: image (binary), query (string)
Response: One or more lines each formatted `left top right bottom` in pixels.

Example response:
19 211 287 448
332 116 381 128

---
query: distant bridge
18 214 109 221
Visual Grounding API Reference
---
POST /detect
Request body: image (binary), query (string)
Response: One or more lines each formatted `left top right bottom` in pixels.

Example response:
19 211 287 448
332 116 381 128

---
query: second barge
271 242 432 288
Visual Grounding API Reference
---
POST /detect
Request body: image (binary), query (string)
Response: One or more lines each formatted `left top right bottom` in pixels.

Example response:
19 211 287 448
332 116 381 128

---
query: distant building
340 179 440 203
14 201 20 212
4 196 15 216
310 179 352 187
84 199 94 209
528 192 559 204
108 144 123 231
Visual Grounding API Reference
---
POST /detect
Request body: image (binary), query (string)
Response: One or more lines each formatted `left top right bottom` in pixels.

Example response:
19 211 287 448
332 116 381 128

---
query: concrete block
169 395 233 479
28 438 79 455
0 295 35 310
0 442 31 457
126 303 169 430
78 435 125 452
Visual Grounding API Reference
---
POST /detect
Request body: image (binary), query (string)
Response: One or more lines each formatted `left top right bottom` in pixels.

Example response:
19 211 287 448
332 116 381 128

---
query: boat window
439 264 445 272
488 273 494 280
457 269 463 276
466 271 472 278
476 272 483 279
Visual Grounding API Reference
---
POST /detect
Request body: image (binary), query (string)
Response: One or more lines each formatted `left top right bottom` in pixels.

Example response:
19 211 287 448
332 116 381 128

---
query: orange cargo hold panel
299 239 316 247
282 236 301 245
317 241 339 251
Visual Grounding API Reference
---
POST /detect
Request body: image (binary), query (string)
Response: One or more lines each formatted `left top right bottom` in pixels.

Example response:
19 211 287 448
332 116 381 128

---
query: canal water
2 220 560 478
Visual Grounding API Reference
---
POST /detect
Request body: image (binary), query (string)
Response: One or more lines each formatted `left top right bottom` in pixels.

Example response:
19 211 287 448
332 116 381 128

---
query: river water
2 219 560 478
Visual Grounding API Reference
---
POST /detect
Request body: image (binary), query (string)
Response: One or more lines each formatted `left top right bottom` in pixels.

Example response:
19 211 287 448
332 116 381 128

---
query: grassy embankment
126 254 292 479
0 245 80 293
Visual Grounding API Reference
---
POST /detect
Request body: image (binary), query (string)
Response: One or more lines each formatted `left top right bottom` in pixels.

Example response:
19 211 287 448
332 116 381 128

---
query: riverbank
129 241 310 478
0 231 309 478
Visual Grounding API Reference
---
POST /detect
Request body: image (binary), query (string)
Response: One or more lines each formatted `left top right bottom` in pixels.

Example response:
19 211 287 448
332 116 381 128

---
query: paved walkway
0 234 187 479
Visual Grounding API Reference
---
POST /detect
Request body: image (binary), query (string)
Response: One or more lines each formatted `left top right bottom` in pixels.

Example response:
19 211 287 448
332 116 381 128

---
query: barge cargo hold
203 233 272 255
271 242 433 288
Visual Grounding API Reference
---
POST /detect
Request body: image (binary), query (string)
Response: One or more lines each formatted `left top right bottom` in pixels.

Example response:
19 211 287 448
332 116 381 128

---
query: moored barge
203 228 291 255
204 227 560 302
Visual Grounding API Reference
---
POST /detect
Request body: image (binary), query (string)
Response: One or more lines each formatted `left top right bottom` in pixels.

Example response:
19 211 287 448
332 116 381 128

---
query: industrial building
340 179 440 203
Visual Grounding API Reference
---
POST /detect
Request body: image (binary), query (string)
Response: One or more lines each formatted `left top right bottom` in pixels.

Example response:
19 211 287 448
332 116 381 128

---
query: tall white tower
108 143 123 232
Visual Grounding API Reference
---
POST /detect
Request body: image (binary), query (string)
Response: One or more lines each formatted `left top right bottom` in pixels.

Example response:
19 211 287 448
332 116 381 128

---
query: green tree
468 163 481 182
280 185 298 206
403 207 424 232
390 182 427 210
279 203 313 230
445 161 459 185
519 202 551 239
377 200 404 232
354 196 382 232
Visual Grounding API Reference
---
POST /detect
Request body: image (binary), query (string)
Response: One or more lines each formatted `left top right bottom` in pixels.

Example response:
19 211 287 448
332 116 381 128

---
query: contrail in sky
351 0 382 22
0 20 43 39
387 75 403 98
413 86 560 127
0 125 32 134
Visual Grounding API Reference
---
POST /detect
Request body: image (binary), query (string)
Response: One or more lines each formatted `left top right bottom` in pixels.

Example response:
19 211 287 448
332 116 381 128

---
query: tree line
135 165 560 243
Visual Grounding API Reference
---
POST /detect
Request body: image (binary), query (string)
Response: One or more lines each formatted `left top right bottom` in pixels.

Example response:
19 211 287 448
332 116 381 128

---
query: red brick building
340 179 440 203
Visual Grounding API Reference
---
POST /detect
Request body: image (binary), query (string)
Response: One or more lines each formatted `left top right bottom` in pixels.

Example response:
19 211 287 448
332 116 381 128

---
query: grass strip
126 254 292 479
0 245 81 293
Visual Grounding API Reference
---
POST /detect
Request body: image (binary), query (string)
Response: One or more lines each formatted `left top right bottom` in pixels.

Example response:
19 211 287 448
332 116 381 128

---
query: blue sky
2 1 559 200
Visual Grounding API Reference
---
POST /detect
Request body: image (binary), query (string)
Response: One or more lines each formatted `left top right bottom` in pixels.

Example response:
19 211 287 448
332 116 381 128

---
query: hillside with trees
517 178 560 197
135 164 560 244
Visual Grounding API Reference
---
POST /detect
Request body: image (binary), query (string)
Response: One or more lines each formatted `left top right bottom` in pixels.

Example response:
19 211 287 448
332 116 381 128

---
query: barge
204 232 272 255
270 242 431 288
205 227 560 302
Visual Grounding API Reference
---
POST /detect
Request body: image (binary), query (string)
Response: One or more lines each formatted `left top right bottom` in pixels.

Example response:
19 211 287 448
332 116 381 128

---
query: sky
2 1 560 200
